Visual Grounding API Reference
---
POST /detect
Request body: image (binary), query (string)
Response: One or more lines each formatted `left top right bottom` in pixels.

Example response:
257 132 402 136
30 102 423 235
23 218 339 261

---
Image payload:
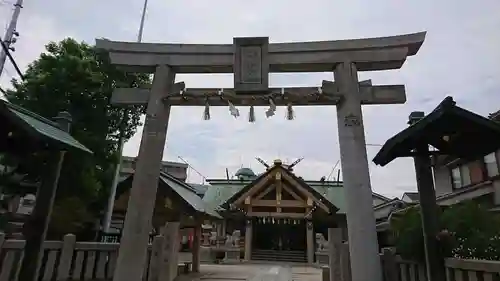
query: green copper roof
159 173 221 219
235 167 257 178
202 182 246 211
309 183 347 214
202 179 348 213
201 179 391 214
1 101 92 153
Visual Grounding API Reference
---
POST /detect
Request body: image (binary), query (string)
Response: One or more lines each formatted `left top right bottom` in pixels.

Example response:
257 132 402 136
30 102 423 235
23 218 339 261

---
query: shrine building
111 158 396 263
201 159 393 263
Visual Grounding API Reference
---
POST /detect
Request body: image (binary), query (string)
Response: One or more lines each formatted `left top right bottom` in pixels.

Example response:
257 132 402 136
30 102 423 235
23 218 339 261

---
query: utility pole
102 0 149 234
0 0 23 78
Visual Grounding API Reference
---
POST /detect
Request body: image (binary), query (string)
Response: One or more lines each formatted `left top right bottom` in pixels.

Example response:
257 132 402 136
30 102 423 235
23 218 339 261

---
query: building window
451 164 471 188
484 152 499 177
468 161 484 184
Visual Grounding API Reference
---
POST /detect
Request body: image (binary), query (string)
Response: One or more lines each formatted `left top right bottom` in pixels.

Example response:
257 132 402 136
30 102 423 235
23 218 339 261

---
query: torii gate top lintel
95 31 426 74
105 31 427 281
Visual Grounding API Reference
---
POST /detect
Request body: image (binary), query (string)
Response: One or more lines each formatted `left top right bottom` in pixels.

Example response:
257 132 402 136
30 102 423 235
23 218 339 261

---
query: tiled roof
374 97 500 166
0 100 91 153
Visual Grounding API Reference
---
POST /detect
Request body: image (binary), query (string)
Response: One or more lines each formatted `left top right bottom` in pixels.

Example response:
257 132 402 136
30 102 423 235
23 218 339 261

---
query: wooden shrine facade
223 159 338 263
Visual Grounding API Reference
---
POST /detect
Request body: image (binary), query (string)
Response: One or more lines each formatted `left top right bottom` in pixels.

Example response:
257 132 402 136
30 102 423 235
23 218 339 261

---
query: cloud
1 0 500 199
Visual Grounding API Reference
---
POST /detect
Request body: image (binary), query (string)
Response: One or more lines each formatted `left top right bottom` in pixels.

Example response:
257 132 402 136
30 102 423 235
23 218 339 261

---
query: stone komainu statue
209 231 217 245
315 233 328 251
231 230 241 247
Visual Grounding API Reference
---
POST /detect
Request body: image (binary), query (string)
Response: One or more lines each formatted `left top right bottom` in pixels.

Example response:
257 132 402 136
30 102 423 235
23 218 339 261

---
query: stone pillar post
222 220 227 235
216 223 222 236
328 228 342 281
112 65 175 281
192 222 202 273
244 218 252 261
306 220 314 264
159 221 180 281
334 62 382 281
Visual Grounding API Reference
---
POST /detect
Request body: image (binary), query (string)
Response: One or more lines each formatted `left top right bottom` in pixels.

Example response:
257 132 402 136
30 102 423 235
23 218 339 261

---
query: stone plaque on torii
97 32 426 281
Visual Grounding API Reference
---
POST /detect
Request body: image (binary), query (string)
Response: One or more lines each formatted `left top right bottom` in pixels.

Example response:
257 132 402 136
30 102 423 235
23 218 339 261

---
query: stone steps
251 250 307 263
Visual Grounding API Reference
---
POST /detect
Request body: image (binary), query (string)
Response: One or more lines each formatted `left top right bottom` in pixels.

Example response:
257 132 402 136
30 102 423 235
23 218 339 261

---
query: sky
0 0 499 198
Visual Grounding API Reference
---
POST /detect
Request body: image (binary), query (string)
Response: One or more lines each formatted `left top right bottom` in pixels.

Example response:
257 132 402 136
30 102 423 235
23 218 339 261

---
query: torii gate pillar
113 65 176 281
335 62 383 281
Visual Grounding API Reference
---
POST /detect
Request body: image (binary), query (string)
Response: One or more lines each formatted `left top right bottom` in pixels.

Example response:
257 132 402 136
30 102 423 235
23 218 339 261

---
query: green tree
390 206 426 261
391 201 500 261
3 38 149 238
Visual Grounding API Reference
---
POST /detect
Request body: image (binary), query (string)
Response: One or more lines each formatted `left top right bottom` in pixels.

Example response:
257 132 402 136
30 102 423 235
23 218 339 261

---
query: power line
177 156 207 184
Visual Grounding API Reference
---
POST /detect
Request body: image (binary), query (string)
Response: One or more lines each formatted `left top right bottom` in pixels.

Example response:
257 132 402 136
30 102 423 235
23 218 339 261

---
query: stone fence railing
0 233 246 281
386 251 500 281
319 246 500 281
0 233 147 281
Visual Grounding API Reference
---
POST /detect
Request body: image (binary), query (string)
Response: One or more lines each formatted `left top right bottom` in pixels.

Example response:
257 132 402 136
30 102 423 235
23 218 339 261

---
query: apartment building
431 110 500 208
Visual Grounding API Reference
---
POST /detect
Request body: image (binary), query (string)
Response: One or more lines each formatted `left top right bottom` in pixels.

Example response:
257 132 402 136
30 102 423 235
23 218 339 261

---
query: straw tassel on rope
248 105 256 123
286 103 295 120
228 100 240 118
203 98 210 120
265 98 276 118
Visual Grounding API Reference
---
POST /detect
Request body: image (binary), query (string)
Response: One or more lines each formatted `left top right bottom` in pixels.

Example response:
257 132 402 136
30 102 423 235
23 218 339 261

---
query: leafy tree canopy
2 38 150 237
391 201 500 261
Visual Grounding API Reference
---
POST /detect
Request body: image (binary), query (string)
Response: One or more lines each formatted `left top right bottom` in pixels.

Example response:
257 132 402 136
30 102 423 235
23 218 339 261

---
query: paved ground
176 264 322 281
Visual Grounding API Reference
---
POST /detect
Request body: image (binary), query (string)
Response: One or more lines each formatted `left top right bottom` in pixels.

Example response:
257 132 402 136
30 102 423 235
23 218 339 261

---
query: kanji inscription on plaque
240 46 262 84
344 113 361 127
233 37 269 94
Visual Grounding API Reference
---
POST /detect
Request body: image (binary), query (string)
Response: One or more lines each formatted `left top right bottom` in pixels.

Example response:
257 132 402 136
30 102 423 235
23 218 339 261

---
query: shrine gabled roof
201 178 393 214
373 97 500 167
212 164 340 213
0 100 92 154
116 172 221 219
159 173 221 219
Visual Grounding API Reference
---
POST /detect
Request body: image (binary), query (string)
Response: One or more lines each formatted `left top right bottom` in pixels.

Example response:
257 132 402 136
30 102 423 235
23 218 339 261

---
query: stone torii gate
97 32 426 281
